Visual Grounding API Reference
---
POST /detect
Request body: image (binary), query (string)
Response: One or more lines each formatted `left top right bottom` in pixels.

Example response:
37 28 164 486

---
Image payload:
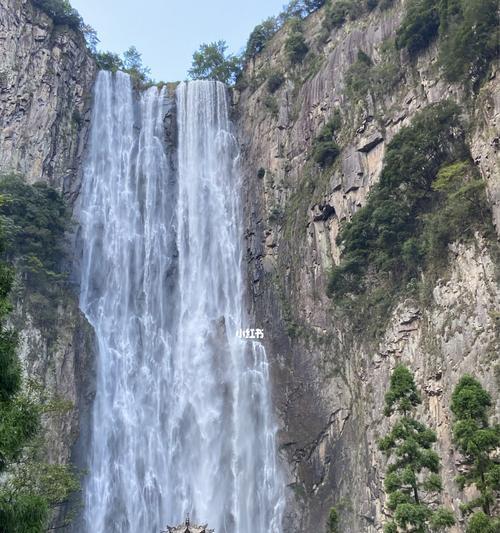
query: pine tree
451 375 500 532
379 365 455 532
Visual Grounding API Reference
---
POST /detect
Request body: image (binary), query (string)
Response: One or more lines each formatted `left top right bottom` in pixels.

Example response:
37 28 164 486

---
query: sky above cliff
71 0 286 82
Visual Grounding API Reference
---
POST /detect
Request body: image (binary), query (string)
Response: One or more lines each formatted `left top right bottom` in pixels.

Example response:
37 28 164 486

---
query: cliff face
1 0 498 531
0 0 97 502
236 2 499 531
0 0 96 197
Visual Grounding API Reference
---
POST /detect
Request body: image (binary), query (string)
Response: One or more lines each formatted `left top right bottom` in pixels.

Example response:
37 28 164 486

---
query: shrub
345 45 402 101
345 50 373 99
313 142 340 167
0 176 69 282
245 17 278 60
439 0 499 86
267 71 285 93
263 94 279 117
328 101 481 298
396 0 439 56
257 168 266 179
327 507 340 532
379 0 394 9
285 31 309 63
397 0 497 86
32 0 82 30
312 111 342 167
324 0 362 29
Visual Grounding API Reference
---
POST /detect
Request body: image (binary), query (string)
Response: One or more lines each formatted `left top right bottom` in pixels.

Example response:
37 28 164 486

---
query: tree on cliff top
188 41 241 85
451 375 500 532
379 365 455 533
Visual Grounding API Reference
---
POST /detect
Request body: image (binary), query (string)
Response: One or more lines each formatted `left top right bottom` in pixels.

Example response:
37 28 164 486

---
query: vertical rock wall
236 2 499 531
0 0 96 197
0 0 97 519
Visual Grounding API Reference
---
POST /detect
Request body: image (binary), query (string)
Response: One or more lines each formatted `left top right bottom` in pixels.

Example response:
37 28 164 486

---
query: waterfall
78 71 284 532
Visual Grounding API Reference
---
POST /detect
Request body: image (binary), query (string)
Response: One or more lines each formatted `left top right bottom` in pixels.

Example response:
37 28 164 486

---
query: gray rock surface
0 0 96 197
236 1 499 531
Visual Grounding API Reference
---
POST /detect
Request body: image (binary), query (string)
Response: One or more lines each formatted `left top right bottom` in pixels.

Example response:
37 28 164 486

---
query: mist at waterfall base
77 71 284 532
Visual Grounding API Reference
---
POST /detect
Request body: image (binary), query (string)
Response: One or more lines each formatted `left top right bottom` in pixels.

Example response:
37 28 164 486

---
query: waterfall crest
78 72 284 532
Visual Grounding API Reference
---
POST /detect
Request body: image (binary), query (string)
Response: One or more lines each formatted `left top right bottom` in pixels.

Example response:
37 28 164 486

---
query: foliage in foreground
0 188 78 531
0 175 71 332
379 366 455 532
451 376 500 531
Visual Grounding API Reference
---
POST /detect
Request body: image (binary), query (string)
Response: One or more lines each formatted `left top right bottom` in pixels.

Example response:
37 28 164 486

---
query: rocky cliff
0 0 96 196
1 0 498 531
0 0 97 514
236 1 499 531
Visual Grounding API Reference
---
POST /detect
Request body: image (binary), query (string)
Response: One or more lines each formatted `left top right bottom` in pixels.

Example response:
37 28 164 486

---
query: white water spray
78 71 284 532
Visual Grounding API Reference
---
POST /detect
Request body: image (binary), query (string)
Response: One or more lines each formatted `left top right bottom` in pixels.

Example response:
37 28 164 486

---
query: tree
327 507 339 532
0 186 78 531
82 24 99 54
451 375 500 531
188 41 241 85
285 21 309 64
94 51 124 72
123 46 151 83
32 0 82 31
396 0 440 56
379 366 455 532
245 17 278 60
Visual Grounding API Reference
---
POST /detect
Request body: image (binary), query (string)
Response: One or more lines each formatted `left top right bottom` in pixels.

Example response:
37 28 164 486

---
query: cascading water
78 71 284 532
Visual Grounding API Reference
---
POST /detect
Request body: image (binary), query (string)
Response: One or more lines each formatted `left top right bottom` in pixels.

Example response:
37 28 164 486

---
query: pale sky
71 0 287 82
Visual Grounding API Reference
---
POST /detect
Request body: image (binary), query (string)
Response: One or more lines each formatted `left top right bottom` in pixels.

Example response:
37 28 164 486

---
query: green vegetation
188 40 241 84
122 46 151 83
395 0 439 56
379 366 455 533
32 0 82 30
345 44 402 101
366 0 395 10
0 191 77 531
0 176 71 331
439 0 499 85
328 102 493 310
311 111 341 167
245 17 279 61
285 21 309 63
267 71 285 93
451 376 500 531
327 506 340 532
397 0 499 87
244 0 325 65
33 0 156 86
94 51 123 72
0 176 69 289
94 46 152 86
344 49 373 98
324 0 362 29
